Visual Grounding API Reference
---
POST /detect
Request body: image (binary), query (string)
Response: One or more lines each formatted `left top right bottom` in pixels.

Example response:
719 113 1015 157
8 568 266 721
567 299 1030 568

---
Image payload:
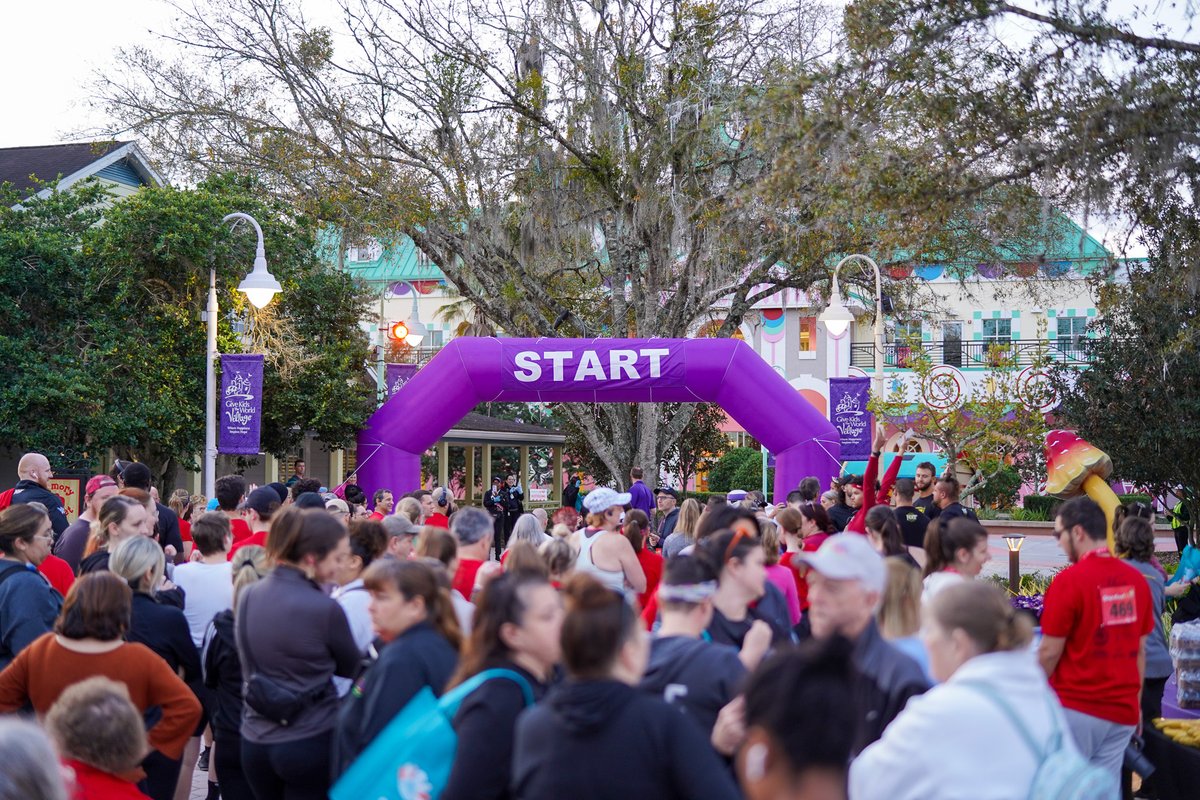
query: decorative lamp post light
206 213 281 498
376 280 428 404
1002 533 1026 591
820 254 885 398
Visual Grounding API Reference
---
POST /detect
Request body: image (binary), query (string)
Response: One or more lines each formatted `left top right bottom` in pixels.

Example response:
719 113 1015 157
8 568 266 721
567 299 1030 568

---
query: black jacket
334 621 458 775
657 507 680 539
11 480 69 537
203 609 243 739
639 636 745 736
512 680 740 800
850 619 930 754
443 660 548 800
127 592 202 684
935 502 979 523
154 502 185 565
829 502 854 532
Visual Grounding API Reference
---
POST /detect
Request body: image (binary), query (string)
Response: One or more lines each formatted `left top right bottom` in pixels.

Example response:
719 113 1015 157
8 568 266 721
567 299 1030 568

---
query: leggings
139 750 182 800
214 733 255 800
241 729 333 800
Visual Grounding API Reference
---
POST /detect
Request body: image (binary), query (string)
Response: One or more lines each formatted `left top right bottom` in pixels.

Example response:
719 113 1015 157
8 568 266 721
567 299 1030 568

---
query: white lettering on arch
573 350 606 381
513 351 541 382
640 348 669 378
543 351 571 382
609 349 640 380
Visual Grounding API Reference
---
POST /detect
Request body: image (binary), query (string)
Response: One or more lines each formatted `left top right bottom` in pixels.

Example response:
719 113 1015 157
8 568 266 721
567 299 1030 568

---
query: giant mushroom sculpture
1044 430 1122 551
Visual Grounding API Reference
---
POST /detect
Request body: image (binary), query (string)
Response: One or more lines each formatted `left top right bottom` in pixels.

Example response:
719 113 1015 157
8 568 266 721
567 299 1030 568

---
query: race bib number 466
1100 586 1137 627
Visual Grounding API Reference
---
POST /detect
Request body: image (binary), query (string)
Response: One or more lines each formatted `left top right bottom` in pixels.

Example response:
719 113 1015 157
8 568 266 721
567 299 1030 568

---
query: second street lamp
205 213 282 498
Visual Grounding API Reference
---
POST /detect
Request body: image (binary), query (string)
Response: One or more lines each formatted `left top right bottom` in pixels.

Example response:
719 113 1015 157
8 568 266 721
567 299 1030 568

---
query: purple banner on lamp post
385 364 420 396
219 354 264 455
829 377 872 461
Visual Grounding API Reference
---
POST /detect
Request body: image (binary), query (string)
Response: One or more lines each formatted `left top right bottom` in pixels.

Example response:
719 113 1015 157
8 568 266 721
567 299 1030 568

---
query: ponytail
922 517 987 577
928 581 1033 653
231 545 269 614
623 509 649 554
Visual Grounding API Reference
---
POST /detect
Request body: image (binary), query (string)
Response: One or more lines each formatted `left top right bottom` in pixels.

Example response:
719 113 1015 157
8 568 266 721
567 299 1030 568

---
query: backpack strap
0 563 31 588
958 680 1053 759
437 668 535 719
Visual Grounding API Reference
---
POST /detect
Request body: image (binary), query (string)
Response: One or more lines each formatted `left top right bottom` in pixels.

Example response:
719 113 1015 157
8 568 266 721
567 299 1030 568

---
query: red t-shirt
65 758 151 799
230 518 253 544
784 533 830 611
38 554 75 597
178 519 192 543
228 531 268 560
453 558 484 599
369 512 385 521
635 548 663 611
1040 550 1154 725
425 513 450 530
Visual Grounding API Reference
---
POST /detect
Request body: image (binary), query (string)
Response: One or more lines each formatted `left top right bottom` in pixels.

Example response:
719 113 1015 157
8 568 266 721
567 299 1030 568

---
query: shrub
973 463 1022 510
1022 495 1058 518
705 447 765 494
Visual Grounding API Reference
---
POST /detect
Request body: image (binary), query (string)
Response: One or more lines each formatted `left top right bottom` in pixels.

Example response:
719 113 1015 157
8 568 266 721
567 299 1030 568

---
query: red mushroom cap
1044 429 1113 498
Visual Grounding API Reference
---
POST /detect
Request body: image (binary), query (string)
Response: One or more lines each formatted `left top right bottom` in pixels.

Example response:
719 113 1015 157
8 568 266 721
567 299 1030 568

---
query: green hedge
1021 493 1150 519
1021 495 1059 517
682 491 730 505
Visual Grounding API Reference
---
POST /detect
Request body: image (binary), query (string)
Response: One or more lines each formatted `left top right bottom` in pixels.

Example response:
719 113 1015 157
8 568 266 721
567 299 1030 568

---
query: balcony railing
392 345 444 365
850 339 1091 370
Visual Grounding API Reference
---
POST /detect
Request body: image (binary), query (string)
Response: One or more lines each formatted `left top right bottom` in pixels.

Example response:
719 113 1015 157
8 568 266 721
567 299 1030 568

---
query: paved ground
978 532 1178 580
188 757 211 800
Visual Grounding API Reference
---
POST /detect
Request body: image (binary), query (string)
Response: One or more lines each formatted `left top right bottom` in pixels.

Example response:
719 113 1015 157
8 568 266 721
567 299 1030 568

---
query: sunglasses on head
723 527 753 563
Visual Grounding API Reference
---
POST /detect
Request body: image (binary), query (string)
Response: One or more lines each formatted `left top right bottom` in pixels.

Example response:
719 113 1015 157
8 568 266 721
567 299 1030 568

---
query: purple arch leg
356 337 841 504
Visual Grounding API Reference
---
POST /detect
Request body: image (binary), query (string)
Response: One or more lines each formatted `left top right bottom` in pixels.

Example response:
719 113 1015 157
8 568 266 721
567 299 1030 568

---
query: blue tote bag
331 668 533 800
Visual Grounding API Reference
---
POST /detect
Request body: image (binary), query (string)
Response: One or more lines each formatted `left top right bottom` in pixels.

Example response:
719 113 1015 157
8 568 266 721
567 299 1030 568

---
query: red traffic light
388 321 410 341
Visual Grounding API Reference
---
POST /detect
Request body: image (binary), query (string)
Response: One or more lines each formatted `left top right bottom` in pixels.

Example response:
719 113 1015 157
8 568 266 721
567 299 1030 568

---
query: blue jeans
241 729 333 800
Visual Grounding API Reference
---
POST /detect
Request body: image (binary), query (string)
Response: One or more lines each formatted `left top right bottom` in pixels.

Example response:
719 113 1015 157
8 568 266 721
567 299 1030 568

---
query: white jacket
850 649 1073 800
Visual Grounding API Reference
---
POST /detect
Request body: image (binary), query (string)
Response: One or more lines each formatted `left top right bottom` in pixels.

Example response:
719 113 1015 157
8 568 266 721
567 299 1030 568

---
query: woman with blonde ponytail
334 559 460 776
852 582 1076 800
203 546 268 800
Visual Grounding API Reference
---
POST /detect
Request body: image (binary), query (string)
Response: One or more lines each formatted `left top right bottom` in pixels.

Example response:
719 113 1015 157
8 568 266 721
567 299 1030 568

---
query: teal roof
841 453 949 479
317 228 446 284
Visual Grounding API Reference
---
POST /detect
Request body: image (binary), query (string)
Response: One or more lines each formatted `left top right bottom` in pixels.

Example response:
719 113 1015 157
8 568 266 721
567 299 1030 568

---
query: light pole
375 280 428 404
206 213 282 498
1002 533 1026 591
819 254 885 399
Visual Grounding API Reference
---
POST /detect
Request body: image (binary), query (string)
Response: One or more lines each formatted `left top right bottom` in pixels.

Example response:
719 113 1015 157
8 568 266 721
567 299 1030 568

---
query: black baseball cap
654 486 679 499
244 486 281 516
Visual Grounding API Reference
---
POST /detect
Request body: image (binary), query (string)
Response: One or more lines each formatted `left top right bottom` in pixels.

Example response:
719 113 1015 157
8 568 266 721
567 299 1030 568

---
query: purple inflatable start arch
356 338 840 503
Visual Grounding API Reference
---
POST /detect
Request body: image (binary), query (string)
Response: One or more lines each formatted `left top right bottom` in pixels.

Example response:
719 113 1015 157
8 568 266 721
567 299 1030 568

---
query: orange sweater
0 633 201 759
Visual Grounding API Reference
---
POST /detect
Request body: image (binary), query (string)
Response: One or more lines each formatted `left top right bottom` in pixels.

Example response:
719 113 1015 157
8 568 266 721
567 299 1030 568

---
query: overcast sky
2 0 1193 256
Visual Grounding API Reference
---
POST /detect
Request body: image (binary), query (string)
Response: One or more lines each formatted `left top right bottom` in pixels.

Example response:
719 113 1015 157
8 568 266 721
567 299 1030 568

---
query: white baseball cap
795 534 886 594
583 486 632 514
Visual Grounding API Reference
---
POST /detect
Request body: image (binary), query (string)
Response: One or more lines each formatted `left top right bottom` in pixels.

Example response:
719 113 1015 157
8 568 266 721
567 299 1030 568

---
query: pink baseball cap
85 475 117 497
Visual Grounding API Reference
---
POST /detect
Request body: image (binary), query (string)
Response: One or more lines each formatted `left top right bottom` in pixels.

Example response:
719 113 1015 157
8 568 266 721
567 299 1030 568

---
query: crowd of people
0 436 1194 800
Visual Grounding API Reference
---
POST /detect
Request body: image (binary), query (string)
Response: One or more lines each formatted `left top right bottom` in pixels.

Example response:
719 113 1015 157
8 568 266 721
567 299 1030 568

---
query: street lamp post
375 280 428 404
819 254 886 399
206 213 282 498
1002 533 1026 591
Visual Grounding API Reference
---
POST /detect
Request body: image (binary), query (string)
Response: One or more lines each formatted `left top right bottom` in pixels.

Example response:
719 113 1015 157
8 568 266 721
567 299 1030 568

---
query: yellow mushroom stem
1081 473 1121 553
